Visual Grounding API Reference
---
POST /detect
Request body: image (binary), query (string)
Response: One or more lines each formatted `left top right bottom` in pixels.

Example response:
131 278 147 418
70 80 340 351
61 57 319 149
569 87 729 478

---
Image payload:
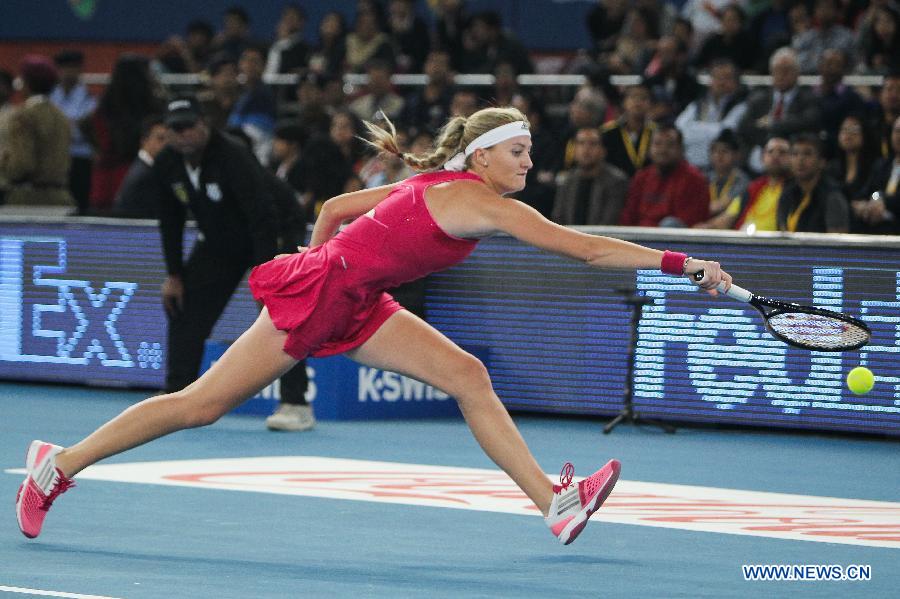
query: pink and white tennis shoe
15 440 75 539
545 459 620 545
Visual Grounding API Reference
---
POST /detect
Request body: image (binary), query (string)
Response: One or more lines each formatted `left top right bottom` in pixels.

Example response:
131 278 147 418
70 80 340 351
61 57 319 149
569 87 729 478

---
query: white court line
0 587 122 599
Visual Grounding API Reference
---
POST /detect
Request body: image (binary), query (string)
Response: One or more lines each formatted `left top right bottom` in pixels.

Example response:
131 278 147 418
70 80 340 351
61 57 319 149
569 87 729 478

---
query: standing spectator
738 47 820 173
601 83 656 178
345 9 395 73
777 133 849 233
854 115 900 234
198 53 240 131
265 4 309 77
704 136 792 231
552 126 629 226
459 11 534 75
308 11 347 76
676 59 748 170
348 59 405 122
155 97 315 431
702 129 750 222
693 5 758 72
792 0 856 73
212 5 254 62
86 54 166 214
619 124 710 227
112 115 168 219
828 114 879 230
401 49 455 136
0 70 14 204
814 49 864 157
50 50 96 215
228 45 277 166
857 5 900 75
388 0 430 72
644 35 702 122
0 56 71 208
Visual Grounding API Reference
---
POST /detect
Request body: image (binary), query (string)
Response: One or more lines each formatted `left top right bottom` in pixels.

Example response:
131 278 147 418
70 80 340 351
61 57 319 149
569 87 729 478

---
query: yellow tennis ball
847 367 874 395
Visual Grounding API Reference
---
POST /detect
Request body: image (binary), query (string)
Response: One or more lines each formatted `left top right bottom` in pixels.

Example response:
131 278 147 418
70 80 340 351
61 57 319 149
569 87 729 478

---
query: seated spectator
388 0 430 72
749 0 793 73
290 71 333 137
432 0 467 70
792 0 856 73
681 0 734 46
0 69 15 203
228 45 277 165
358 123 414 188
329 109 369 187
198 53 240 131
827 114 879 218
112 115 168 218
308 11 347 76
644 35 702 122
693 5 758 72
401 49 455 136
605 7 659 75
703 129 750 222
853 115 900 234
265 4 310 77
777 133 849 233
184 20 215 72
490 61 519 107
513 93 562 219
676 59 748 170
561 85 607 169
349 59 405 122
211 5 253 62
872 73 900 160
50 49 96 215
448 88 480 118
270 119 308 194
738 47 820 173
601 83 656 178
814 49 864 157
345 9 395 73
0 56 71 207
857 5 900 75
276 117 347 222
586 0 628 56
551 126 628 226
618 124 710 227
706 136 792 232
459 10 534 75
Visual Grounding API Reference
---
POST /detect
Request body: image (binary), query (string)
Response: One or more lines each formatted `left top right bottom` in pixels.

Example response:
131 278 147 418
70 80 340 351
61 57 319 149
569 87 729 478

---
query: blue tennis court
2 381 898 598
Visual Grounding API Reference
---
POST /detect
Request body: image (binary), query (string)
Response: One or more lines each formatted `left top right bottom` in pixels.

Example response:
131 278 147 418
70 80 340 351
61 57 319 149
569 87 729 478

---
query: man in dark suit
112 115 168 218
552 126 628 225
738 47 821 173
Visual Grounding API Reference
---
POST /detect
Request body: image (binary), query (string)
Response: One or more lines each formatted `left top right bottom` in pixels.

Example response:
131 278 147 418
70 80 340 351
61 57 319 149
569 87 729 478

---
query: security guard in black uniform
155 96 315 431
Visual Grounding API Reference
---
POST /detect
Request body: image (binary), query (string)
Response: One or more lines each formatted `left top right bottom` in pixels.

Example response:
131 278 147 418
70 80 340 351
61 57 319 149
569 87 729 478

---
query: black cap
164 96 203 128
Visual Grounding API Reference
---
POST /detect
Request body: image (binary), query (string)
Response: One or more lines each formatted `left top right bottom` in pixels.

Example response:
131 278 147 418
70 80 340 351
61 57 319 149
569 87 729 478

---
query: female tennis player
16 107 731 545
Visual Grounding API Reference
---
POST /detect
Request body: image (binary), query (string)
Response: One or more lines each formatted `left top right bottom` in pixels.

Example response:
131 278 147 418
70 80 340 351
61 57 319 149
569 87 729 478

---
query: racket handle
691 270 752 302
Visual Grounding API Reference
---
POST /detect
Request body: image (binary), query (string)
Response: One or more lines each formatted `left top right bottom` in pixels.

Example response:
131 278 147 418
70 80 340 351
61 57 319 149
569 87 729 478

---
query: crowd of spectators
0 0 898 235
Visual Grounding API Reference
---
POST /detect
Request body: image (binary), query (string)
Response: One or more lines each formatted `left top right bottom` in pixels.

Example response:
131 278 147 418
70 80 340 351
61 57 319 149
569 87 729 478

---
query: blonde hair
363 106 530 172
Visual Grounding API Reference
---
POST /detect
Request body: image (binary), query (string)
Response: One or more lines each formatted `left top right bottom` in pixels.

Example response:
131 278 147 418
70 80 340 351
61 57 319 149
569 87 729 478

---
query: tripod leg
603 411 629 434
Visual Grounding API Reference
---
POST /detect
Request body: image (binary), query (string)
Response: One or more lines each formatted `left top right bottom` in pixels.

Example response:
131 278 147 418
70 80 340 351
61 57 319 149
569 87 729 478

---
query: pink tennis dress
248 170 483 359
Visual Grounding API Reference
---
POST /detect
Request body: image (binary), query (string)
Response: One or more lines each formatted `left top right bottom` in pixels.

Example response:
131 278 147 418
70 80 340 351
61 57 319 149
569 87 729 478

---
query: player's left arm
309 183 398 247
477 193 729 288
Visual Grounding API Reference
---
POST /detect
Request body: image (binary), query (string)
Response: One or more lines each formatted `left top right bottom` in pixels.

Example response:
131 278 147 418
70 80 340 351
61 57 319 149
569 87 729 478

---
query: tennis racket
692 271 871 351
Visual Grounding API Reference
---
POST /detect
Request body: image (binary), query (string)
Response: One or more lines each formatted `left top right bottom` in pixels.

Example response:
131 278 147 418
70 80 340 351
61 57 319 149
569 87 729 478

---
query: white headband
444 121 531 171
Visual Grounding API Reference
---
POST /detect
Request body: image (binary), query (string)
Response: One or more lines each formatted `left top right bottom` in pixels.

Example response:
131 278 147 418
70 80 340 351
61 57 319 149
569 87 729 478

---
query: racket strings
767 312 870 350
